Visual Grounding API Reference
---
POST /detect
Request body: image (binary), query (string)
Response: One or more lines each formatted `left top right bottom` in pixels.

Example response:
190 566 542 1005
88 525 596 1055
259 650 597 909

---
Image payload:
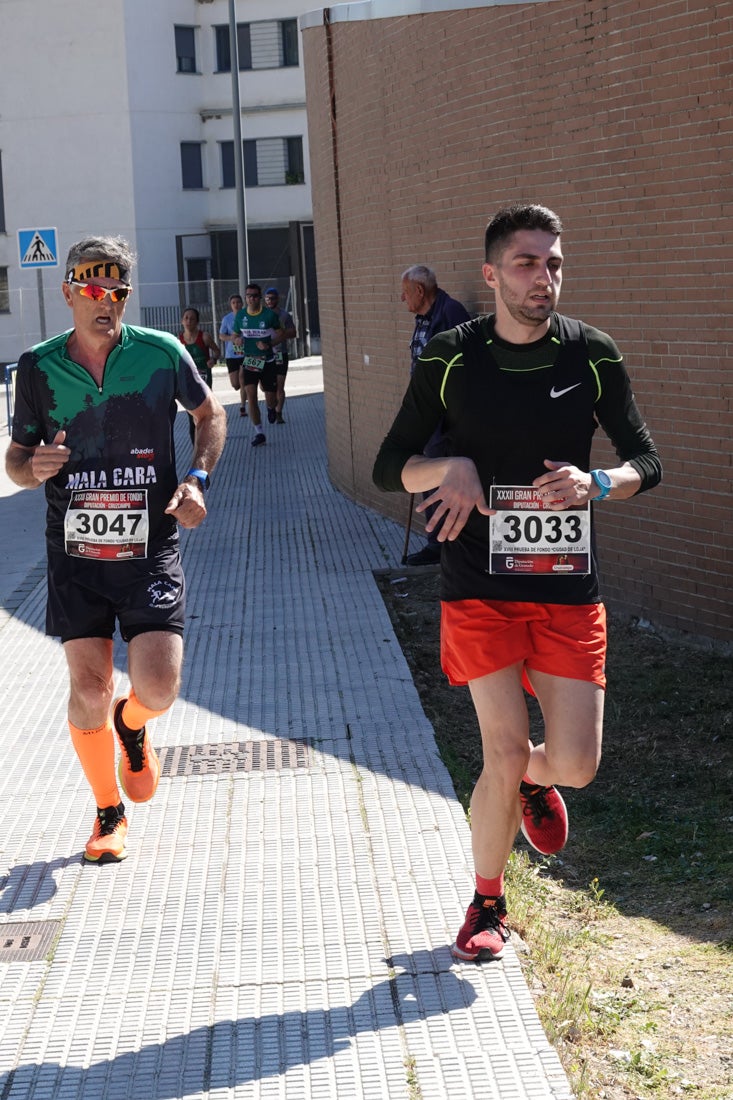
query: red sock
476 872 504 898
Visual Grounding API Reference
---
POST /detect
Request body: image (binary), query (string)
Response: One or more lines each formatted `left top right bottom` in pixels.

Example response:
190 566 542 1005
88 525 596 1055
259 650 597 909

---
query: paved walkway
0 362 573 1099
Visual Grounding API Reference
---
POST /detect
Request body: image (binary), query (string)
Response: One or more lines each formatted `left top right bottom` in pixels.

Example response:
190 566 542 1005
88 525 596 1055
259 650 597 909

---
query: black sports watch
590 469 612 501
186 467 210 492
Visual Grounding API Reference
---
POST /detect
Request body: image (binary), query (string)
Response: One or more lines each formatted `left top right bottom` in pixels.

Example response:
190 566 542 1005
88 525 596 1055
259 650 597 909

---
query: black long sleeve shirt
373 313 662 603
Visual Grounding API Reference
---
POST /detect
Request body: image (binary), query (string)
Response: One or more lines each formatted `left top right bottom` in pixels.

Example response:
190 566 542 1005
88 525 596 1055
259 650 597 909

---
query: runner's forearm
5 444 42 488
189 398 227 474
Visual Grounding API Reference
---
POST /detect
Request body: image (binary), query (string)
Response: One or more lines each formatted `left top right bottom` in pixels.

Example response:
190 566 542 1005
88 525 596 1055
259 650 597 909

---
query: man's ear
482 262 498 289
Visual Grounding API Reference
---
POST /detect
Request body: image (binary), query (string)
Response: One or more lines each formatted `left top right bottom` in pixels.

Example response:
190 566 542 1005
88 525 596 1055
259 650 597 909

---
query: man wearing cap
264 287 297 424
5 234 226 864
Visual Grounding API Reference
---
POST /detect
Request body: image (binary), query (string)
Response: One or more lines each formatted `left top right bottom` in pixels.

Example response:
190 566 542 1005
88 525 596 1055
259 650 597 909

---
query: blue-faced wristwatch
590 469 612 500
186 467 210 491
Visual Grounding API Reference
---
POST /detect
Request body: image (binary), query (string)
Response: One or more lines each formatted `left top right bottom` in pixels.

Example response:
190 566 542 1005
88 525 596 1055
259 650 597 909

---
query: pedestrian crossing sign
18 227 59 269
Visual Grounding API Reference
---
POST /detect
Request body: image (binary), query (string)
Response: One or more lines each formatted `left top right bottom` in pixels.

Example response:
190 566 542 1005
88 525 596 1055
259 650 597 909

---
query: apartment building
0 0 319 359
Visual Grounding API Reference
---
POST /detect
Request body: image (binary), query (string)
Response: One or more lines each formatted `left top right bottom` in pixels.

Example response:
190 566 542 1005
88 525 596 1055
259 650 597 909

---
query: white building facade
0 0 318 361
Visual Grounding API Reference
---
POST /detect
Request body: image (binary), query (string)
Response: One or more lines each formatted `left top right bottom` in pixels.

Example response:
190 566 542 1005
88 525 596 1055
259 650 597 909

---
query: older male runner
6 235 226 864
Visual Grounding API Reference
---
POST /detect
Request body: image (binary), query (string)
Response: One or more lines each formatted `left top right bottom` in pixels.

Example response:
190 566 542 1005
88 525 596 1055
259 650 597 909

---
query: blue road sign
18 227 59 269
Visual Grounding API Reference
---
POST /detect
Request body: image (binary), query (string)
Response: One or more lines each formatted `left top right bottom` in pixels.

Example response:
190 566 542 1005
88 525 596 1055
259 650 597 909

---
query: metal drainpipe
324 7 356 495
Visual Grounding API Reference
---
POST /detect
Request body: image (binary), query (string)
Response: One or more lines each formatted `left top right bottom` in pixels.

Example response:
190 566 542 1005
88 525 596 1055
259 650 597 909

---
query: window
0 267 9 313
243 141 258 187
221 138 304 188
220 141 234 188
175 26 197 73
180 142 203 189
281 20 299 66
187 258 210 284
0 153 5 234
220 141 258 187
214 20 298 71
215 23 251 72
286 137 305 185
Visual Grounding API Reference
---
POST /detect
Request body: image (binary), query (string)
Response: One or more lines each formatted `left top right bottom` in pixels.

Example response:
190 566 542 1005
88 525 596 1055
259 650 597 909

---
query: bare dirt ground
376 568 733 1099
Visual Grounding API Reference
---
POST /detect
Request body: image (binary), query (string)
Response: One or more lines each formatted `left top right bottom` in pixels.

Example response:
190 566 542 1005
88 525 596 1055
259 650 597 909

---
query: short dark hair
245 283 262 295
484 204 563 263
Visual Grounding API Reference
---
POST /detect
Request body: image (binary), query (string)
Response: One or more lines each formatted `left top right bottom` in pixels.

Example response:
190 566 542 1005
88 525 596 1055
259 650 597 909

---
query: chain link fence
0 274 309 365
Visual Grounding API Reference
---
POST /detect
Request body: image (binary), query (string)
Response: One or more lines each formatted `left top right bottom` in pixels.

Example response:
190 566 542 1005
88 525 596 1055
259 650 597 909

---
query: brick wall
302 0 732 645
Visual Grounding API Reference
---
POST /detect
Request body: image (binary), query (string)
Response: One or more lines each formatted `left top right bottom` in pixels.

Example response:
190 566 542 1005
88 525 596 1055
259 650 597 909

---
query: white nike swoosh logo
550 383 582 398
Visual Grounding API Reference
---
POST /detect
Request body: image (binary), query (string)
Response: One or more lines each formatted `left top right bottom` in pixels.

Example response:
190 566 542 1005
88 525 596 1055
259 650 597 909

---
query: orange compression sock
120 689 170 732
68 719 120 809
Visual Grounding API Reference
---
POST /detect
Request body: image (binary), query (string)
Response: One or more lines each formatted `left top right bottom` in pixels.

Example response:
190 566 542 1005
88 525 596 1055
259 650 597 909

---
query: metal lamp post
229 0 249 290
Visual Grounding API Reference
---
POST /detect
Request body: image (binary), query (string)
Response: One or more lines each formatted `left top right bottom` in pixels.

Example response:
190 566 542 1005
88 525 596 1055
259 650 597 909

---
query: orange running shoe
84 803 128 864
114 697 160 803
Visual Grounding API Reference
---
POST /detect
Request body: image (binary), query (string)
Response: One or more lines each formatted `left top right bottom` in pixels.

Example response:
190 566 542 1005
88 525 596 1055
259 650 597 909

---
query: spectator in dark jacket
400 265 471 565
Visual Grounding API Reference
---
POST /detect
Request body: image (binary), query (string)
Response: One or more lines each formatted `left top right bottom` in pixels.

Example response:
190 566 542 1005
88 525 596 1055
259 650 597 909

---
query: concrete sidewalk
0 361 573 1099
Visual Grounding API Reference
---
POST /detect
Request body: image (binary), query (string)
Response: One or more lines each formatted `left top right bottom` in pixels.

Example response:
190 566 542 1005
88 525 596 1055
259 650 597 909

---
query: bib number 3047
64 489 150 561
489 486 590 576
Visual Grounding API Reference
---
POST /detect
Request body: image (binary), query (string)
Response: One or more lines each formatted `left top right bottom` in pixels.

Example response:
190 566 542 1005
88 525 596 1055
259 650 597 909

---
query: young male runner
6 235 226 863
232 284 283 446
373 204 662 960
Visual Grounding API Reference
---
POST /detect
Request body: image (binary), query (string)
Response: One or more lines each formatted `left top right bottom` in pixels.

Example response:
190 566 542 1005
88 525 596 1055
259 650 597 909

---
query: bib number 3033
489 485 590 576
64 489 150 561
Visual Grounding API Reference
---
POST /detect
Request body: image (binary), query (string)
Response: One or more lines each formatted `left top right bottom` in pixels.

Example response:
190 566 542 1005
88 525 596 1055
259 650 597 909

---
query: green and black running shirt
373 312 662 605
232 306 281 363
12 324 209 552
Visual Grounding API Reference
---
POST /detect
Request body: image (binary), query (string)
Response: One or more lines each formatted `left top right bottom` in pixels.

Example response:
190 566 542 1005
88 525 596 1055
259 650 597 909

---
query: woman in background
179 307 220 442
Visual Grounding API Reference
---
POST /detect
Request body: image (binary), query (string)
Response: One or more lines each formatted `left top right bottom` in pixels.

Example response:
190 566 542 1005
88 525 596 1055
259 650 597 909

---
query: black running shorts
242 360 277 392
46 540 186 643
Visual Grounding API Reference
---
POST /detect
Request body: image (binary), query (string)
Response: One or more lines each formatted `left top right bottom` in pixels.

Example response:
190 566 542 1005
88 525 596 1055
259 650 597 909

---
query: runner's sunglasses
68 280 132 303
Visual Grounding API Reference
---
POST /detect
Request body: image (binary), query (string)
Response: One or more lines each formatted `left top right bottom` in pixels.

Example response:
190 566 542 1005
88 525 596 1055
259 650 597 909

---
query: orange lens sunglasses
68 280 132 303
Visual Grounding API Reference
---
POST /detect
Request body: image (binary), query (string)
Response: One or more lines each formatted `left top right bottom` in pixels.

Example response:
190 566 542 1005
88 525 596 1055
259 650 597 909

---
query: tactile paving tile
0 373 572 1099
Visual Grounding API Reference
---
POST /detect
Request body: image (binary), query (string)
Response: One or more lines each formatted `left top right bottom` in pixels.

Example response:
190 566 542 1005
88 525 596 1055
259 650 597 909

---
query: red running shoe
451 893 509 961
519 781 568 855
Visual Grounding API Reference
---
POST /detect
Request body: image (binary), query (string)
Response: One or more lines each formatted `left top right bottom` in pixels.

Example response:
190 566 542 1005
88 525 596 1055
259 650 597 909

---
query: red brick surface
303 1 732 644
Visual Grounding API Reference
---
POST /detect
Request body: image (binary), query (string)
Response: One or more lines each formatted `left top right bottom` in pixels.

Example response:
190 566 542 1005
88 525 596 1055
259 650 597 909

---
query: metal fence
3 276 304 432
140 277 298 341
0 275 307 365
